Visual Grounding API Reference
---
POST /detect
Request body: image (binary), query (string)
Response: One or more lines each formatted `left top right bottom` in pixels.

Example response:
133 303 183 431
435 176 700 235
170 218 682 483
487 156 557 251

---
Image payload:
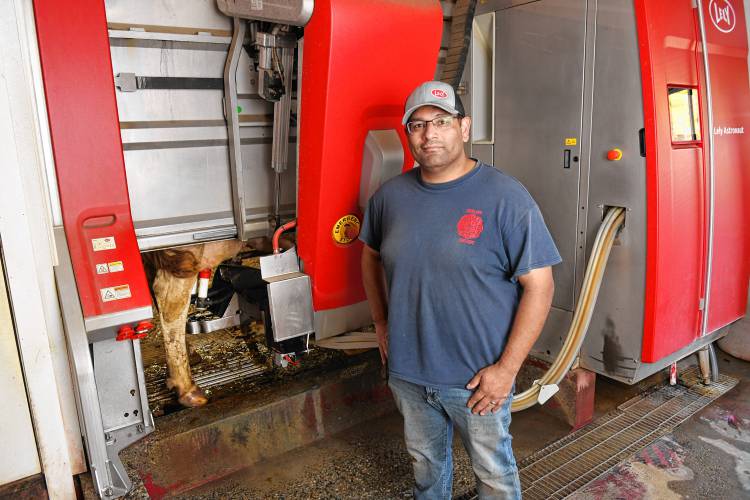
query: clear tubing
512 207 626 412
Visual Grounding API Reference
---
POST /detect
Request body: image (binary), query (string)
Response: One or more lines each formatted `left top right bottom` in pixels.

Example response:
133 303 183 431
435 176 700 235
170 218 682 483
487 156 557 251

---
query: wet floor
182 400 570 499
571 351 750 500
166 351 750 500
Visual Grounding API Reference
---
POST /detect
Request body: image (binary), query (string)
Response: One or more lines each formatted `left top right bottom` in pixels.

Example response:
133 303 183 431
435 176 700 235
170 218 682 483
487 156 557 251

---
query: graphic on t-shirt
457 209 484 245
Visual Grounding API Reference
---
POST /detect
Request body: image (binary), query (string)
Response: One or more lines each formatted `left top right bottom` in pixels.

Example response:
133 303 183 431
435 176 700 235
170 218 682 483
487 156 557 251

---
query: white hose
512 206 626 412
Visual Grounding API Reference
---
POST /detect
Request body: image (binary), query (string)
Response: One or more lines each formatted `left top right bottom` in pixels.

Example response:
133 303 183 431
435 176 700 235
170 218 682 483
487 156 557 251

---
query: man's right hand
375 320 388 365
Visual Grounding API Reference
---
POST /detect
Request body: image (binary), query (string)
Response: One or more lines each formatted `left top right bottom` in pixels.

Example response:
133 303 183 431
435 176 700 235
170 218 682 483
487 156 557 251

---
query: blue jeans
388 376 521 500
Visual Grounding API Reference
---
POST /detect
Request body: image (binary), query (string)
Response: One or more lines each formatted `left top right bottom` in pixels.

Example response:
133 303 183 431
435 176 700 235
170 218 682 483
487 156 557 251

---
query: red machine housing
33 0 152 320
636 0 750 362
297 0 443 312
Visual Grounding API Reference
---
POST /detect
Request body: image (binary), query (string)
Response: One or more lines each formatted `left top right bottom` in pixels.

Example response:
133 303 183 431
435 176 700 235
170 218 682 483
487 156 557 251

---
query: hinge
699 297 706 310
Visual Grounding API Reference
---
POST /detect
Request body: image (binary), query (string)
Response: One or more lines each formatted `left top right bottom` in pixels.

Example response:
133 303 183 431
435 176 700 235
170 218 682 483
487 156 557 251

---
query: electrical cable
272 219 297 253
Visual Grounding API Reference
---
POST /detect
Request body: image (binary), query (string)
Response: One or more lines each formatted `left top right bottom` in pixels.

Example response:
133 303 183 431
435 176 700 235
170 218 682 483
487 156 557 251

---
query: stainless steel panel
216 0 314 26
579 0 649 382
260 247 300 278
94 339 146 432
358 130 404 213
266 274 314 341
106 2 298 249
493 0 587 312
314 300 373 341
105 0 231 32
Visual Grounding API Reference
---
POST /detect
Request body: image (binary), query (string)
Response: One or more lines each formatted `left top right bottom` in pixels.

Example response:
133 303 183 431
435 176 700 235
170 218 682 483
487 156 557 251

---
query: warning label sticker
92 237 116 252
108 261 124 273
95 263 109 274
564 138 577 146
100 284 132 302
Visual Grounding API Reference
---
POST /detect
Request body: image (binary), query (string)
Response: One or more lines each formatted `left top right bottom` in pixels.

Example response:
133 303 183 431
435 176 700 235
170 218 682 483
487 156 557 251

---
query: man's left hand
466 364 515 415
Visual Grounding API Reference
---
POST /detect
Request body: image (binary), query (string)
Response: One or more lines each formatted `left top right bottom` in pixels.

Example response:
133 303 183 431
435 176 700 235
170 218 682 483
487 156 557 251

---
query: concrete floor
168 350 748 500
107 304 750 500
182 399 571 499
570 351 750 500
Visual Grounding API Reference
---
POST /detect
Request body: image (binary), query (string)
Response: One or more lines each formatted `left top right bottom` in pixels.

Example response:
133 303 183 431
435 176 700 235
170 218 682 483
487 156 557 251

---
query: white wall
0 259 40 483
0 0 80 496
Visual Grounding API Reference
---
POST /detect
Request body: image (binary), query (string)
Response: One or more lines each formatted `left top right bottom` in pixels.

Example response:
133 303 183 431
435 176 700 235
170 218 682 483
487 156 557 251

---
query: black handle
563 149 571 169
639 128 646 157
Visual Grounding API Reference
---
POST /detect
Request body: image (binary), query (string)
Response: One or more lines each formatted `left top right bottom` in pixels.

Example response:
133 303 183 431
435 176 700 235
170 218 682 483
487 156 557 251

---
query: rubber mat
455 367 738 499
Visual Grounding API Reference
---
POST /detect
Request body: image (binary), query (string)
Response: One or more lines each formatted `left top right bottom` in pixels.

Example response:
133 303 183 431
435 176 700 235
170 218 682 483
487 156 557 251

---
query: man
360 81 561 499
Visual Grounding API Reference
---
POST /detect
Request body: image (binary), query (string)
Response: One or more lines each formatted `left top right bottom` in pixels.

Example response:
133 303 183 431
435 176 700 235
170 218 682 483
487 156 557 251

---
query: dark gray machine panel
579 0 649 383
493 0 587 312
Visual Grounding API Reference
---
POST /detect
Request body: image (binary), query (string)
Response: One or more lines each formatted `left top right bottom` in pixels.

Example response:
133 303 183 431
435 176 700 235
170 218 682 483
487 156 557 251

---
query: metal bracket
53 227 153 499
223 18 250 241
115 73 224 92
186 294 243 334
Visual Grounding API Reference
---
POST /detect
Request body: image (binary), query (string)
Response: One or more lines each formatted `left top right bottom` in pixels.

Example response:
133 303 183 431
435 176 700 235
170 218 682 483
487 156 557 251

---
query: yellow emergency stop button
332 215 360 244
607 148 623 161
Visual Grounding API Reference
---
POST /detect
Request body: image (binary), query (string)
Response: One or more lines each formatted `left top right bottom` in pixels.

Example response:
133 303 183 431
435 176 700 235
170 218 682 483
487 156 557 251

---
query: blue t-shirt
359 162 562 388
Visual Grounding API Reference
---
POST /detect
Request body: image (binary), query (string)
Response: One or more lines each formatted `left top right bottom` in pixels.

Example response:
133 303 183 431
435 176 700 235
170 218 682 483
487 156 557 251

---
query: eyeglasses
405 114 460 135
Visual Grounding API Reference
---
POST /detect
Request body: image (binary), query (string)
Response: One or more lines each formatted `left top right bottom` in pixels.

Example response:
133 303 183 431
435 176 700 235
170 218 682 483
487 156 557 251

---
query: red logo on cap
431 89 448 99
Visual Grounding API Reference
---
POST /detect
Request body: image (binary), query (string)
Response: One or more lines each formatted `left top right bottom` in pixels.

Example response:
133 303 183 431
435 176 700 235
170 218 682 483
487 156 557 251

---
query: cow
144 240 246 407
143 221 297 407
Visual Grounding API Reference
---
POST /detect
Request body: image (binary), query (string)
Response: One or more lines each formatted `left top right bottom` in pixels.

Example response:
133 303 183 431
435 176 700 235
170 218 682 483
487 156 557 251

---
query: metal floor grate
456 367 738 500
142 327 271 408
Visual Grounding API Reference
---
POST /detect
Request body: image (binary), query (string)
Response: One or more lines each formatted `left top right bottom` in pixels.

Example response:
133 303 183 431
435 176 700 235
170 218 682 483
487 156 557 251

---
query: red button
132 321 153 339
607 148 623 161
116 325 135 341
135 321 153 333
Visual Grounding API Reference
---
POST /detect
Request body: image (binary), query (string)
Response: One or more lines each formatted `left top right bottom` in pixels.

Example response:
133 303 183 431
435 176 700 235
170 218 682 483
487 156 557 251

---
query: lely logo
710 0 736 33
431 89 448 99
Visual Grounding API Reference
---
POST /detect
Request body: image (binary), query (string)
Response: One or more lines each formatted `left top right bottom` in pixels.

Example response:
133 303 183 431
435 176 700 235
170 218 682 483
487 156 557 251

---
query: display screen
668 87 701 143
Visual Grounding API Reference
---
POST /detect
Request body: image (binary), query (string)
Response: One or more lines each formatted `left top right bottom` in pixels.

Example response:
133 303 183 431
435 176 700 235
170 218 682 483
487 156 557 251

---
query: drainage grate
143 327 271 408
455 367 738 500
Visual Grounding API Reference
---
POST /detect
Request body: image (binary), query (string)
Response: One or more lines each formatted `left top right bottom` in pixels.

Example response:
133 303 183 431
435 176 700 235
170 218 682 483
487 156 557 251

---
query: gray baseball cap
402 81 465 125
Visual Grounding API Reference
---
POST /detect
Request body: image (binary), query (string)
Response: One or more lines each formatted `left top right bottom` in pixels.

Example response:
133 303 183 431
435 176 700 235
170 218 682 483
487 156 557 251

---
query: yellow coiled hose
511 206 626 412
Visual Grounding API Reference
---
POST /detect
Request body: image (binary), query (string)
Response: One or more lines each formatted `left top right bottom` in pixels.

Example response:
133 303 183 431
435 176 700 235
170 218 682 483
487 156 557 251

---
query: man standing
360 81 561 499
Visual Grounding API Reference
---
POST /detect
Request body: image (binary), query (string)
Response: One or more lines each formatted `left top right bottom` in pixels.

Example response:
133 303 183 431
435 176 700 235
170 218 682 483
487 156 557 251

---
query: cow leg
187 340 203 366
152 268 207 407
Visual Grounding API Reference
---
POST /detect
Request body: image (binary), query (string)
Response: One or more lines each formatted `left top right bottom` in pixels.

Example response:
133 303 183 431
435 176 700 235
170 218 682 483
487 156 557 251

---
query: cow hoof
178 385 208 407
